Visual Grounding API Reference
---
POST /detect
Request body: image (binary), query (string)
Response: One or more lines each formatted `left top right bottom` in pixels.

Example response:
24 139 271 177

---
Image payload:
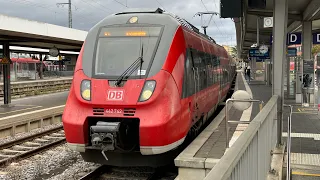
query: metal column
302 21 312 61
272 0 288 145
302 21 313 106
253 17 260 80
286 56 290 99
2 42 11 106
39 53 43 79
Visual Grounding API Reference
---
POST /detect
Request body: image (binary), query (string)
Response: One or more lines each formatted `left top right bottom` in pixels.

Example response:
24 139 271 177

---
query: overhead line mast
194 11 219 35
57 0 72 28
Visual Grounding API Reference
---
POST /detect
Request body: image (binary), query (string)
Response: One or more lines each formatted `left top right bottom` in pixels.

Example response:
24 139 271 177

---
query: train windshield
94 26 162 78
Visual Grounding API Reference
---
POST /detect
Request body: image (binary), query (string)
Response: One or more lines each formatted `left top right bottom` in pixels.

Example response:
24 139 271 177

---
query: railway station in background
0 0 320 179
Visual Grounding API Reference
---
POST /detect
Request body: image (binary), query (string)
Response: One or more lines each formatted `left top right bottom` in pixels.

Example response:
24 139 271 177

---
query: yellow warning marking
0 57 10 64
0 106 42 115
292 171 320 177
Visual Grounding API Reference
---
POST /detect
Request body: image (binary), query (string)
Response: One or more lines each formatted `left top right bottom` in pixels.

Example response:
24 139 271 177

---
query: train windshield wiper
115 44 144 86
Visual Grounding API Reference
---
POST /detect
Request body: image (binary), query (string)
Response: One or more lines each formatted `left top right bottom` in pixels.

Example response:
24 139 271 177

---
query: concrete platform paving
0 76 72 85
0 91 68 118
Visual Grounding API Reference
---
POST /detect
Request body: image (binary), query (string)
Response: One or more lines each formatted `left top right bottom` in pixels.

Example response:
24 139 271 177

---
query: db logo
107 90 124 101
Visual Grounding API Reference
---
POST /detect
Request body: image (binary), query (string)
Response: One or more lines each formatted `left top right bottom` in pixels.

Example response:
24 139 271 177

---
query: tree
230 46 237 57
312 44 320 56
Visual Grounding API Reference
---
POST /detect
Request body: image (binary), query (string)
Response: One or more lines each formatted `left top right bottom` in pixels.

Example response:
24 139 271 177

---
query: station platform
282 102 320 179
174 70 320 180
242 75 320 179
175 72 273 180
229 75 320 179
0 91 68 118
0 76 73 85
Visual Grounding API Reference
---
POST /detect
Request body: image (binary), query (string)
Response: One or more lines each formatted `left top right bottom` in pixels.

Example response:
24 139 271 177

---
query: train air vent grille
93 108 104 115
124 108 136 116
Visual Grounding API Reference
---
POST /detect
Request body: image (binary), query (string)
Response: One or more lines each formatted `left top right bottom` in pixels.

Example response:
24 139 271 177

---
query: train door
190 49 201 121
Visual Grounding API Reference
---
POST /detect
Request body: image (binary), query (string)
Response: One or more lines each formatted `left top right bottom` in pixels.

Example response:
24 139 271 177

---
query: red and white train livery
62 8 236 167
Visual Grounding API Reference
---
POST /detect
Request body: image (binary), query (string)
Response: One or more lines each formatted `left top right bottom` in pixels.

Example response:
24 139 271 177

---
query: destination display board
249 48 270 58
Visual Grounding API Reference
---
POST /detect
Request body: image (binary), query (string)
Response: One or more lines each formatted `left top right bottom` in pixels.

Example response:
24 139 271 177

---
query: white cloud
0 0 236 45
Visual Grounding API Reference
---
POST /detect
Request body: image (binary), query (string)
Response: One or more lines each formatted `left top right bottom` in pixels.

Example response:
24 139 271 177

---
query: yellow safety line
292 171 320 177
0 106 42 115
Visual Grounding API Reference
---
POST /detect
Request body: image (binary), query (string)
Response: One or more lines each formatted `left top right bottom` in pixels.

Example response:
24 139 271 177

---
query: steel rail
0 126 65 167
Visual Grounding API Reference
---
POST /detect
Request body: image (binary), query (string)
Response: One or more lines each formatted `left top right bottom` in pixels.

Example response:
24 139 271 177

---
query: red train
62 8 236 167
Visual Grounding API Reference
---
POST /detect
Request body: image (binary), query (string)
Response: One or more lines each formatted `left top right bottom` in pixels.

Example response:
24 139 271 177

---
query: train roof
111 8 218 44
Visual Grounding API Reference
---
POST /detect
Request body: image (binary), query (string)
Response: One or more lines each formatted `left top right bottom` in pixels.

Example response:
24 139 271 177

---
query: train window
94 26 162 78
182 49 195 98
199 51 207 90
204 53 212 87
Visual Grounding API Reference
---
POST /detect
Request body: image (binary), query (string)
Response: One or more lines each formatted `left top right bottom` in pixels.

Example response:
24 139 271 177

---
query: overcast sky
0 0 236 46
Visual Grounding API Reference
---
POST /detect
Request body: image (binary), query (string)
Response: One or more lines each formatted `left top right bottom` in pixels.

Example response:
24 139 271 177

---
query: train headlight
81 80 91 101
139 80 156 102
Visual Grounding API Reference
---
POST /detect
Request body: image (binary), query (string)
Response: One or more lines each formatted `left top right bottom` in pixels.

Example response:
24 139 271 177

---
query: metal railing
204 95 278 180
225 98 264 148
284 104 293 180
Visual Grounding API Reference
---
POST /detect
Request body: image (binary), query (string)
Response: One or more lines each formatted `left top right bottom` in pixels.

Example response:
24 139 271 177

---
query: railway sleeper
34 138 50 143
2 149 26 154
42 135 65 140
0 154 15 158
23 142 42 147
12 145 37 151
50 133 65 137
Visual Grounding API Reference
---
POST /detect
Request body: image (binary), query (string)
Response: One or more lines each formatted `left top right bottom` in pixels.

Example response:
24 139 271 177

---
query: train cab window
94 26 162 78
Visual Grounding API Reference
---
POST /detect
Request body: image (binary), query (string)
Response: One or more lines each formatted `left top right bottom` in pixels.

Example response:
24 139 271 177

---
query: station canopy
0 14 87 52
235 0 320 59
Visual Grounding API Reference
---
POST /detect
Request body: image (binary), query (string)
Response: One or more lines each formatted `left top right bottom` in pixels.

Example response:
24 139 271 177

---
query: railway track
0 125 65 167
80 165 178 180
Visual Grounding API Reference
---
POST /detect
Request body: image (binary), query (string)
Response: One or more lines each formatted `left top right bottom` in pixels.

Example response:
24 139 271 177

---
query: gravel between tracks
0 144 97 180
0 123 63 145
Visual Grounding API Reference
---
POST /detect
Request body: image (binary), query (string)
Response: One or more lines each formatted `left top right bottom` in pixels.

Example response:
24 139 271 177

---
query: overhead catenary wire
113 0 128 8
6 0 100 25
198 0 224 37
154 0 166 11
79 0 110 13
88 0 115 13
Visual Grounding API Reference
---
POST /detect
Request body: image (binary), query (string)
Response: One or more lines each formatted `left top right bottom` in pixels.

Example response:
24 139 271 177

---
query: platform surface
282 102 320 179
246 78 320 179
175 72 263 178
0 91 68 118
0 76 72 85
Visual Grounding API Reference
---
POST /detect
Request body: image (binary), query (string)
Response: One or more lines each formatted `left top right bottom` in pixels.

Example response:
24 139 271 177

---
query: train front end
62 9 188 166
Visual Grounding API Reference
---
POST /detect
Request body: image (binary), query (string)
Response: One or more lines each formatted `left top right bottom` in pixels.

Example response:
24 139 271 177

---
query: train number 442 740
105 109 123 114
